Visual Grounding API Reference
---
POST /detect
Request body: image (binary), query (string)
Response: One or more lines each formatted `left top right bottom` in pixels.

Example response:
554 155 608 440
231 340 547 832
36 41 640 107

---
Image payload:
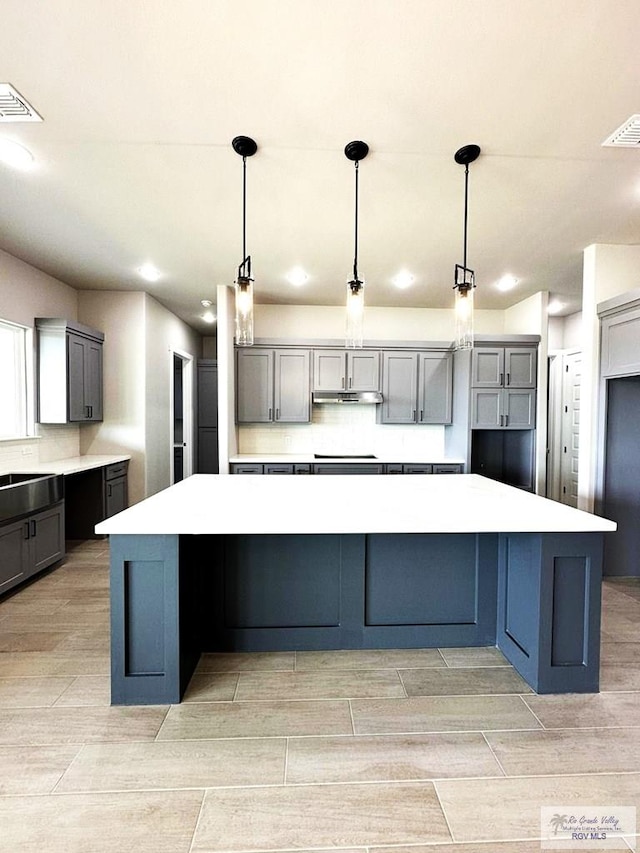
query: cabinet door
471 389 502 428
313 350 346 390
85 339 103 420
198 427 219 473
503 389 536 429
231 464 264 474
236 349 274 423
402 464 433 473
264 464 294 474
380 352 418 424
105 476 128 518
198 362 218 427
504 347 537 388
0 519 29 594
347 351 380 391
29 503 65 575
274 350 310 423
432 464 463 474
67 333 88 421
471 348 504 387
417 352 453 424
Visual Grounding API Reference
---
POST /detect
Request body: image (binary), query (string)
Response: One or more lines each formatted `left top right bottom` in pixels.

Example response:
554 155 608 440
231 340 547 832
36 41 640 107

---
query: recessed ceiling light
200 299 216 324
392 270 414 289
137 263 161 283
547 300 565 315
496 274 518 292
0 137 35 170
286 267 309 287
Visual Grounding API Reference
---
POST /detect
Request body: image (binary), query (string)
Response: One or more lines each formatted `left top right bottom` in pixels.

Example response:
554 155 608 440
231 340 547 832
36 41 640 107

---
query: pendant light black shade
233 136 258 346
345 140 369 348
453 143 481 350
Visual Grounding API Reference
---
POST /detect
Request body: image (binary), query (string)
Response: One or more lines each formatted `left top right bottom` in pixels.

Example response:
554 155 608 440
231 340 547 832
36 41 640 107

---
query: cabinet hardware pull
420 409 423 421
268 408 272 420
506 373 510 386
342 377 345 388
108 485 112 498
30 520 36 538
275 408 280 420
23 521 30 540
504 414 509 426
348 377 352 388
412 409 416 421
499 373 504 385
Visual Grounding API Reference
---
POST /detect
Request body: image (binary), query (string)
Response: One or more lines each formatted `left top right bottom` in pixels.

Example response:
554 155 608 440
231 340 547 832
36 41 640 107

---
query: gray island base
96 475 616 704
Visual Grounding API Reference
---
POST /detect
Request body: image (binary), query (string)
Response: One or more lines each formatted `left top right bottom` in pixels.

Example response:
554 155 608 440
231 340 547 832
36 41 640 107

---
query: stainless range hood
312 390 383 405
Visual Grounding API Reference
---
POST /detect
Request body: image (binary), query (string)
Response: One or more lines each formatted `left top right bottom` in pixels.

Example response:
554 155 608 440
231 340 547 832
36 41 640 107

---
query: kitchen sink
0 473 64 523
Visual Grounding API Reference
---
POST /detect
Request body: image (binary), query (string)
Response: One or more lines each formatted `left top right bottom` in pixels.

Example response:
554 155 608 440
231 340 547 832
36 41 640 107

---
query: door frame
169 349 194 484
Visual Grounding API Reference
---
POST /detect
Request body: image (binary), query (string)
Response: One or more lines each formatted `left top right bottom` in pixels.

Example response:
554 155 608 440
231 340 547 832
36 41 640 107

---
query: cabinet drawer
402 464 433 474
313 464 385 474
231 464 264 474
432 464 462 474
264 464 294 475
105 462 128 480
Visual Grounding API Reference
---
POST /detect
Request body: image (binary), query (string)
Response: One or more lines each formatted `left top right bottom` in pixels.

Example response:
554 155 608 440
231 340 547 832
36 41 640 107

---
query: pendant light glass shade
232 135 258 347
454 265 474 350
346 278 365 349
453 144 481 350
235 275 254 346
344 140 369 349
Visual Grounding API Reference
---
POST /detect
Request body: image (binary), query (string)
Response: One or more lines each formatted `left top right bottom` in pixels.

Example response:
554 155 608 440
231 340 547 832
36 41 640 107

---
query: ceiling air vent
602 114 640 148
0 83 43 122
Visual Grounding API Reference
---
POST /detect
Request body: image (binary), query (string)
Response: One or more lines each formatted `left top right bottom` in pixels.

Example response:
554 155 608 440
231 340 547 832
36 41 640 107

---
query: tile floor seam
348 699 356 734
186 787 208 853
283 736 289 784
517 693 547 729
430 779 456 845
48 742 86 794
479 730 508 777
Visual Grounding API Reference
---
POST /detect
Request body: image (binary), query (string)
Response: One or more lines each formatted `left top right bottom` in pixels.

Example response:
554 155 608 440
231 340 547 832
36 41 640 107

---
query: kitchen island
96 474 616 704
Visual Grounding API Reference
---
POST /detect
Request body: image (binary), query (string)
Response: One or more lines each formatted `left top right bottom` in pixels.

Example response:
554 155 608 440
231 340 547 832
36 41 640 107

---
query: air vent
0 84 43 122
602 114 640 148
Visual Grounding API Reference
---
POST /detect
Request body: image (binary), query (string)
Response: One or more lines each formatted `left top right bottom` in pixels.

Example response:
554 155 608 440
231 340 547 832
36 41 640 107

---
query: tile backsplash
0 424 80 470
238 404 445 457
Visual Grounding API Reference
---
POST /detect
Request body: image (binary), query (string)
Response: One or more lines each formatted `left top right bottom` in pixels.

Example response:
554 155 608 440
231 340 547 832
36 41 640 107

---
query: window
0 319 31 439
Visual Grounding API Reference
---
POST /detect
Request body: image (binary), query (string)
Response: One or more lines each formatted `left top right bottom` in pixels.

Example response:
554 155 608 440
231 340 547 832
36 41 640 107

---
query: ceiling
1 0 639 332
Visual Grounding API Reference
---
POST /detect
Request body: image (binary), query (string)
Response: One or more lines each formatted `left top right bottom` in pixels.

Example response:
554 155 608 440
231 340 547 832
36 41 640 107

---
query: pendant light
232 135 258 346
453 144 481 350
344 140 369 348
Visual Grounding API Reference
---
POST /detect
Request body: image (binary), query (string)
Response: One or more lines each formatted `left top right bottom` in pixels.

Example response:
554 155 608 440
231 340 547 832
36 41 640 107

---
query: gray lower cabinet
472 388 536 429
231 464 264 474
0 501 65 595
104 462 128 518
313 350 380 392
313 464 385 474
237 348 310 424
379 350 452 424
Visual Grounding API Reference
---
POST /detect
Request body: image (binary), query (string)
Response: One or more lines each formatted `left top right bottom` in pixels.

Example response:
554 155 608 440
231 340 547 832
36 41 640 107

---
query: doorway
170 351 193 484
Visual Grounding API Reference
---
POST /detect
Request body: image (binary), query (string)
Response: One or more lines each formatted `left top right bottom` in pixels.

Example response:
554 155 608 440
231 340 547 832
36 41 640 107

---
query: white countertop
96 473 616 536
0 454 130 477
230 454 465 464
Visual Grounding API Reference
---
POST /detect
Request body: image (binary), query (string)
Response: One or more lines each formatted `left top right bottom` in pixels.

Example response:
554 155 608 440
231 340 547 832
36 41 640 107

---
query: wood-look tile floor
0 540 639 852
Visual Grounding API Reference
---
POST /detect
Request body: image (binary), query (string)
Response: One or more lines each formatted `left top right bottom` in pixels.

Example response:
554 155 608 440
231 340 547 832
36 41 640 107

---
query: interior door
171 351 193 484
559 352 581 507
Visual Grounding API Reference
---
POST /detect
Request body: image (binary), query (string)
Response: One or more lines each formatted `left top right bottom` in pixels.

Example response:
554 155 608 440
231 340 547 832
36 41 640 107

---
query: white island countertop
96 474 616 536
0 454 130 477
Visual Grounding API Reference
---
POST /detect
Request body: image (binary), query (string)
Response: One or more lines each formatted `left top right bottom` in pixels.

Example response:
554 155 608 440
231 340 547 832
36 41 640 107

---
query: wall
580 243 640 511
77 291 147 505
254 304 503 341
0 248 80 470
144 294 201 497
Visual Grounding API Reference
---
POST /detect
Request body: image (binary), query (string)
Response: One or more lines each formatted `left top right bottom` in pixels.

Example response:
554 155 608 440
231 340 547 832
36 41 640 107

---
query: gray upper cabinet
471 346 536 389
380 350 452 424
313 349 380 391
417 352 453 424
471 388 536 429
237 348 310 424
37 319 104 423
600 304 640 378
471 344 537 430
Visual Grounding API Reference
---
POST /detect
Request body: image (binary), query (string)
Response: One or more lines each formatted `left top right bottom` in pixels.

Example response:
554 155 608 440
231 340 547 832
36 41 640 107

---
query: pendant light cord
239 155 251 279
353 159 360 282
463 162 469 274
